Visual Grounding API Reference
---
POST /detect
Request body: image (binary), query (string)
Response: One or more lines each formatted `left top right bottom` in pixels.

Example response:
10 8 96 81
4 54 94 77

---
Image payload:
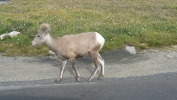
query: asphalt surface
0 73 177 100
0 48 177 100
1 49 177 82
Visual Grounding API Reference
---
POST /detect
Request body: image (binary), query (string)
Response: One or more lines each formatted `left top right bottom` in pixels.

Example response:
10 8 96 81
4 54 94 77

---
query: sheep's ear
41 27 50 35
45 28 50 33
43 29 49 36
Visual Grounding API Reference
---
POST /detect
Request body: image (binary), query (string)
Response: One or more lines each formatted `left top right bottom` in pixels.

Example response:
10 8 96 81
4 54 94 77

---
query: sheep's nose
31 42 36 46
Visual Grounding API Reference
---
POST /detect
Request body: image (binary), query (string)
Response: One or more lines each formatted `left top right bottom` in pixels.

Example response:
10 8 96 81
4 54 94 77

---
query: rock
49 50 55 55
0 0 9 4
125 45 136 54
173 45 177 48
0 31 20 40
166 54 173 58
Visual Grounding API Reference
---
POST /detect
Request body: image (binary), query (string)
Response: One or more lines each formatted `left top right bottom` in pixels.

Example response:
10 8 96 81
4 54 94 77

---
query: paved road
0 48 177 100
1 49 177 82
0 73 177 100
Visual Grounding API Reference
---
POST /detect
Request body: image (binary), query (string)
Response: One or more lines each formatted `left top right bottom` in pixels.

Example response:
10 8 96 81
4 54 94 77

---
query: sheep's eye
37 35 40 37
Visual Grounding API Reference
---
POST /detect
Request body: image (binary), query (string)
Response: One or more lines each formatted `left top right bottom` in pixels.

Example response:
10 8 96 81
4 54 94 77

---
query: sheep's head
32 23 50 46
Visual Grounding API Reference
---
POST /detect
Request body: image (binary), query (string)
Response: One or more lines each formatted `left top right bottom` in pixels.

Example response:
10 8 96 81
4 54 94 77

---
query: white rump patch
95 32 105 46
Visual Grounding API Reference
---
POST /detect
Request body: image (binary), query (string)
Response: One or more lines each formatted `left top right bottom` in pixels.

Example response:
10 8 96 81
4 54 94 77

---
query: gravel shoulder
0 48 177 82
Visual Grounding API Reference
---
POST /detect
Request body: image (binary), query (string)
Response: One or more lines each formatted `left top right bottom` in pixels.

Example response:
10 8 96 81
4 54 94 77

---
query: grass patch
0 0 177 56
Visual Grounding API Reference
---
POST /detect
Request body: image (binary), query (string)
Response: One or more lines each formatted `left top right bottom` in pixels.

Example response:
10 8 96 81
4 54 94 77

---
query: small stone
0 31 20 40
166 54 173 58
173 45 177 48
125 45 136 54
49 50 55 55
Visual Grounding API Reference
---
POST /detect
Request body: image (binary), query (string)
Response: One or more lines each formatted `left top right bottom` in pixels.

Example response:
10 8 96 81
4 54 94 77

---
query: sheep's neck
44 34 59 53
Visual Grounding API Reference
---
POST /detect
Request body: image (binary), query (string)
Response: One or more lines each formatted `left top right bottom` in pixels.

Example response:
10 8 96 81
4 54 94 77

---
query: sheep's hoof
55 78 61 82
54 80 59 82
88 78 92 82
98 74 104 80
76 76 80 82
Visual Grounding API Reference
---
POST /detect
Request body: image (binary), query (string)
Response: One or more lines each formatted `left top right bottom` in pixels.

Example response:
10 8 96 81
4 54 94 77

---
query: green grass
0 0 177 56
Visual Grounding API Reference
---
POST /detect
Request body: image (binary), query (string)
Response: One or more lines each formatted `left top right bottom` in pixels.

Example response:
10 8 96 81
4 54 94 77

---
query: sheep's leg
55 60 67 82
70 58 80 81
88 52 99 81
98 53 104 80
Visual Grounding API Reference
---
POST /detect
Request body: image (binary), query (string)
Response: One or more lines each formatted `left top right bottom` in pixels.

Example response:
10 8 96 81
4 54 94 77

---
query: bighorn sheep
32 23 105 82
